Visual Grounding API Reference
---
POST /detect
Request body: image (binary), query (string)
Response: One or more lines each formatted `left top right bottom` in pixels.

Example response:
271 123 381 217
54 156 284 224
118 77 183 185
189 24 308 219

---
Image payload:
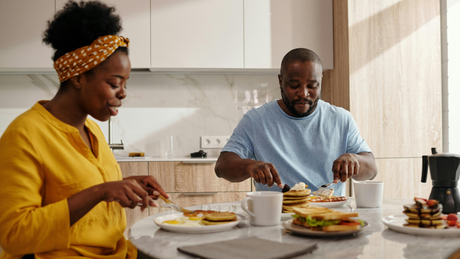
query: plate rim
381 214 460 237
281 218 368 237
154 213 241 233
308 199 349 208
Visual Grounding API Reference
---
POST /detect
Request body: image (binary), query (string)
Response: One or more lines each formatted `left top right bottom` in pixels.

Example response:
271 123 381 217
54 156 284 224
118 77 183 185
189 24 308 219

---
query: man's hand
332 153 360 182
246 161 283 188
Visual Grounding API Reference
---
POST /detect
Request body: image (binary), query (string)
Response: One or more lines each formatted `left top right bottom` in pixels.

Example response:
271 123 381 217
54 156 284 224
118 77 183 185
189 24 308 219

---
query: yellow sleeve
126 240 138 259
0 128 70 255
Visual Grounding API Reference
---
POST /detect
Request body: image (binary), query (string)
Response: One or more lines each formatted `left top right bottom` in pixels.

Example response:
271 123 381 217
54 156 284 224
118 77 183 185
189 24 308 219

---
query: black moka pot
421 147 460 214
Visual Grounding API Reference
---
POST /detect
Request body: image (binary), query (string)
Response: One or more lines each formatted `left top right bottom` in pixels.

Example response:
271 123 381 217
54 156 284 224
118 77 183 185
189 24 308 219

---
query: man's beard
281 89 319 117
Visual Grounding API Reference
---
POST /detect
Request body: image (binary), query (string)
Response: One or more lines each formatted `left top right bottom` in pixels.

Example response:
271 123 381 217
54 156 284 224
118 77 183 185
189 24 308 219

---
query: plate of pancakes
154 212 240 234
382 214 460 237
382 198 460 237
282 188 311 209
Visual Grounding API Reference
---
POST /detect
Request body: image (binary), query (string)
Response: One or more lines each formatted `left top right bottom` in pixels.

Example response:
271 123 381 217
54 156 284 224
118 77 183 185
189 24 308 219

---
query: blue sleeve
221 113 255 159
345 114 372 154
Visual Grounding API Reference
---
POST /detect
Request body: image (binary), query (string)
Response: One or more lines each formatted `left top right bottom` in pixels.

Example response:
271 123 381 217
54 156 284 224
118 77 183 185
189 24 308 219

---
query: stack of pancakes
202 212 237 225
282 188 311 213
403 198 447 229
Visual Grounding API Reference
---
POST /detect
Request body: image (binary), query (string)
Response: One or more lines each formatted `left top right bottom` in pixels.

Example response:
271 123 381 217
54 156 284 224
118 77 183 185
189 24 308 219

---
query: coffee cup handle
241 197 255 217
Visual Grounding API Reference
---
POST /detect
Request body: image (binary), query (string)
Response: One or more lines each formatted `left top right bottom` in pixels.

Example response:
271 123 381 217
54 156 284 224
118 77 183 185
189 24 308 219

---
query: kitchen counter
115 156 217 163
129 198 460 259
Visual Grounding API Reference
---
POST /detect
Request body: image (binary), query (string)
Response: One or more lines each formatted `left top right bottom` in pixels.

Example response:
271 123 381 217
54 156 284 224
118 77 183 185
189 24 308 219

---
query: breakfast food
292 206 363 232
282 203 311 213
315 188 334 198
446 213 459 227
183 210 218 217
162 216 204 226
202 212 237 225
282 182 311 213
162 211 237 227
204 212 237 222
403 198 447 229
283 197 309 204
309 196 347 202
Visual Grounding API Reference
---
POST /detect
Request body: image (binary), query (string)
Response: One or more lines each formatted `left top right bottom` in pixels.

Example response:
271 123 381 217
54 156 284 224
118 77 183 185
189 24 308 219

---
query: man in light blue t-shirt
215 48 377 196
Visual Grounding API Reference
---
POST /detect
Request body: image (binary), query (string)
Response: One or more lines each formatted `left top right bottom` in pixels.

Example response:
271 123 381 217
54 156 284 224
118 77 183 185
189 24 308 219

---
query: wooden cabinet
118 161 251 237
150 0 244 69
148 162 251 192
118 162 149 238
244 0 334 70
56 0 150 69
148 161 251 214
0 0 55 70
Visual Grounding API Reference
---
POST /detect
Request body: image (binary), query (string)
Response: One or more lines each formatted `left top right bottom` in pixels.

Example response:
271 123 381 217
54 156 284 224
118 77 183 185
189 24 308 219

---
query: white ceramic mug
241 191 283 226
353 180 384 208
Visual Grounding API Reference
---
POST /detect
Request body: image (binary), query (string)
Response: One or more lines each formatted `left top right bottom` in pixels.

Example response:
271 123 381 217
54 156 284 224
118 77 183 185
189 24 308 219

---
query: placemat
177 236 317 259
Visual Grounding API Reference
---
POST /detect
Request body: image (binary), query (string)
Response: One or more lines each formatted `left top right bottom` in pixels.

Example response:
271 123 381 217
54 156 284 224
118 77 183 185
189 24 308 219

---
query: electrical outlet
201 136 230 149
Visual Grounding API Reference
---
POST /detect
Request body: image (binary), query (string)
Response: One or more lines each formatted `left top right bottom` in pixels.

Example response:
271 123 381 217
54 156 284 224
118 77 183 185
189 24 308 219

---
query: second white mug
353 180 384 208
241 191 283 226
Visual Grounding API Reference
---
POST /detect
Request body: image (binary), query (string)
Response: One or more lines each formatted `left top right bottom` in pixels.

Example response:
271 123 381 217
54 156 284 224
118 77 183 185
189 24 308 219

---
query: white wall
0 73 281 158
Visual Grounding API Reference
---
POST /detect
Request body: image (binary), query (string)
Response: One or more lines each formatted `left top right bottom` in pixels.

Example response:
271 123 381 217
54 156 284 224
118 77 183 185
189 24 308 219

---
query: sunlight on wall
448 0 460 154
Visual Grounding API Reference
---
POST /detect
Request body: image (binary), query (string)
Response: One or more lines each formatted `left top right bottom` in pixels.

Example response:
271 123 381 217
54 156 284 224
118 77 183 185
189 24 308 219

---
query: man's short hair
280 48 323 75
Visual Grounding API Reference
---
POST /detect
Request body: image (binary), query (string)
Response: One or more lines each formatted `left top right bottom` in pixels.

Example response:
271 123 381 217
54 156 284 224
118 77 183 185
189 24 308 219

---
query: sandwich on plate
292 207 364 231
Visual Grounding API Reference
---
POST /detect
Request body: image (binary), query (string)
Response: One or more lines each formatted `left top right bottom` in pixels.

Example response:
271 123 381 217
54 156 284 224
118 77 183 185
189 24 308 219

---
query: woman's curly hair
43 0 125 61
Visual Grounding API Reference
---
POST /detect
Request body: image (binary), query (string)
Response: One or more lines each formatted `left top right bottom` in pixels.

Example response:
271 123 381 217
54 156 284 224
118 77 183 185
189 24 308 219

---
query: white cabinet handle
181 192 218 196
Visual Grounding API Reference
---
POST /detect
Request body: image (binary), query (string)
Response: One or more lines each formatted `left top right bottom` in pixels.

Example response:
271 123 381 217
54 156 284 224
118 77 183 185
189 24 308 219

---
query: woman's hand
123 175 169 199
98 179 157 211
68 178 160 226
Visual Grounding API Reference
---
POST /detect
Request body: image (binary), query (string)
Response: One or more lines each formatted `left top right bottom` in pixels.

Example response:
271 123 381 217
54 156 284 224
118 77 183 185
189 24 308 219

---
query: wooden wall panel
321 0 350 110
373 158 432 199
348 0 442 158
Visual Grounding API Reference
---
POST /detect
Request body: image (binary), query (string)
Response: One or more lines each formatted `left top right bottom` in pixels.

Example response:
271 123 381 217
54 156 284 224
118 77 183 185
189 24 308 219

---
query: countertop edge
116 157 217 163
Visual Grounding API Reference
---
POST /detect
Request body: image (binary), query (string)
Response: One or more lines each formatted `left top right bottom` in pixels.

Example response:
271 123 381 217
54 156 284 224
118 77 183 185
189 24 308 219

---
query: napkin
177 236 317 259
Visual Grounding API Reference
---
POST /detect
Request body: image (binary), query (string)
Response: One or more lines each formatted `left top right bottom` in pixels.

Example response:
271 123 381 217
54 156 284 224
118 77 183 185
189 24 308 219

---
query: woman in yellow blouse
0 1 167 258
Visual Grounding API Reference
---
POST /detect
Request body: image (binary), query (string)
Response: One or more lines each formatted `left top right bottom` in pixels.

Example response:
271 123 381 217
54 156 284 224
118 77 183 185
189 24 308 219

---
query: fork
158 195 194 214
316 181 335 196
320 182 335 188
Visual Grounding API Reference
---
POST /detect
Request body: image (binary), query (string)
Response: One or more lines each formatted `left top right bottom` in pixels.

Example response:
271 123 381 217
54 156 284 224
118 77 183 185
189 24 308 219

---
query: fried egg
162 217 204 227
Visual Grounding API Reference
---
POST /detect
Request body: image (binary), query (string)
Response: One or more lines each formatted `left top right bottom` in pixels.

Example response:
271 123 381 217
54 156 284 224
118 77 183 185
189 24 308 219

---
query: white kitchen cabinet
0 1 55 71
56 0 150 69
150 0 244 69
244 0 334 70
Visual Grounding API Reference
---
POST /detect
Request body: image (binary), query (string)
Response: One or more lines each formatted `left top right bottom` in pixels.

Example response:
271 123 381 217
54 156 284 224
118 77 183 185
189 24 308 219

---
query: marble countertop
116 156 217 163
129 198 460 259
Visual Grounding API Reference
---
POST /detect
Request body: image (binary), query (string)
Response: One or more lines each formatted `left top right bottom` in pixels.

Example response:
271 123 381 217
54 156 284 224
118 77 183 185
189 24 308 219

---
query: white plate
154 214 240 234
282 219 368 237
309 199 349 208
382 214 460 237
281 213 294 221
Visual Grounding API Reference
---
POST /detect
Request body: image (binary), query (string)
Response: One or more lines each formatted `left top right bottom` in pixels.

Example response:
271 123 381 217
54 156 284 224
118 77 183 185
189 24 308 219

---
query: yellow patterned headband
53 35 130 83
